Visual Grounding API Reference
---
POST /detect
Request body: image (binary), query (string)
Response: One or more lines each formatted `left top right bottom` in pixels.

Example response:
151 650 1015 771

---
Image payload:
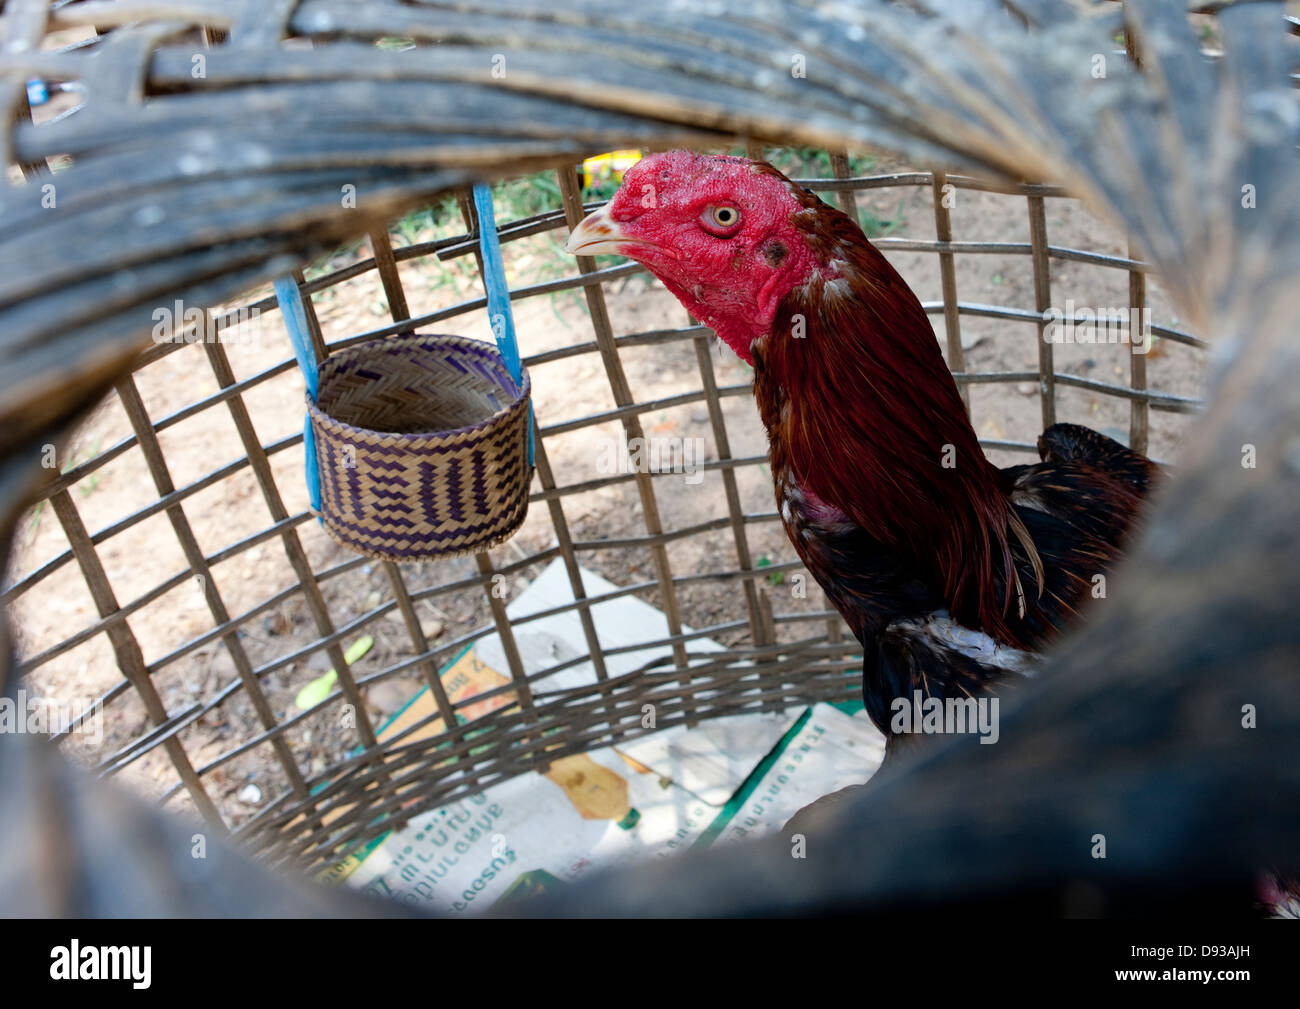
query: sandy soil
7 153 1206 826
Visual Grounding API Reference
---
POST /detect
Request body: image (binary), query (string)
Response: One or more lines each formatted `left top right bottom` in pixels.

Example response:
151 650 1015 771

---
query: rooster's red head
564 151 825 363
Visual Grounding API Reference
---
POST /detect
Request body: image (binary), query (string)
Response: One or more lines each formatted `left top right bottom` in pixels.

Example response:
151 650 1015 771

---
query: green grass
28 435 102 537
858 200 907 238
304 147 899 312
756 554 784 586
745 146 877 179
342 169 630 318
743 146 905 236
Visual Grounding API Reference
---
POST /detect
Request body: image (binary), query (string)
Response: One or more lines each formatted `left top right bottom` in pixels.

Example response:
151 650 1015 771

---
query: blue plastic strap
472 183 534 467
278 189 530 517
273 276 323 514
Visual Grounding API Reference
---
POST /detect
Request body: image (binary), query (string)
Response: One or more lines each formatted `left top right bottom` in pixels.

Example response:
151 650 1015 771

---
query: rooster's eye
700 204 742 237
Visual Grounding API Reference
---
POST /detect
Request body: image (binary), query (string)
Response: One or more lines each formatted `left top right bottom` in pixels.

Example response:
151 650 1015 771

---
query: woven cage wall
6 147 1207 872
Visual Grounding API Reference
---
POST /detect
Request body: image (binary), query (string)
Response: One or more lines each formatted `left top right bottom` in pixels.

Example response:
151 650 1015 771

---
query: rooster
565 151 1158 752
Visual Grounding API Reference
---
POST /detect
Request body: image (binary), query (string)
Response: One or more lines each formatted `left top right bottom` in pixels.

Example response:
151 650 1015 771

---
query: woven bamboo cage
1 0 1297 902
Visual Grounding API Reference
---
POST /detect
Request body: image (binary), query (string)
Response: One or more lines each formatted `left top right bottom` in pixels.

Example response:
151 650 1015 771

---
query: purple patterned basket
307 333 532 561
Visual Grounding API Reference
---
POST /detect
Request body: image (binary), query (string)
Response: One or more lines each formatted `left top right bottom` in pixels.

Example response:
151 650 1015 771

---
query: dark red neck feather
755 198 1036 645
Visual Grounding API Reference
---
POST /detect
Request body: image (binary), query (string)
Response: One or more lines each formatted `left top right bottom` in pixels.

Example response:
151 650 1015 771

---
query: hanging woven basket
306 333 532 561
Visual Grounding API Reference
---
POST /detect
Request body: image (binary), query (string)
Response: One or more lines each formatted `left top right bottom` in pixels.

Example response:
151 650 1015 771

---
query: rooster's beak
564 204 641 257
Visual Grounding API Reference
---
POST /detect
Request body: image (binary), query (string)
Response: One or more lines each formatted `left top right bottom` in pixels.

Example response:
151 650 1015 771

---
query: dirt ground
7 152 1206 827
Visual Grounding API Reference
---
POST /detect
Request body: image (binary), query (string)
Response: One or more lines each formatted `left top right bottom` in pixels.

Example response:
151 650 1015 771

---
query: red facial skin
602 151 821 364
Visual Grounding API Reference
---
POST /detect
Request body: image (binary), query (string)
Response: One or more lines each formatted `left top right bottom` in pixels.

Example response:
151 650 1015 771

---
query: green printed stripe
691 696 864 849
692 706 813 850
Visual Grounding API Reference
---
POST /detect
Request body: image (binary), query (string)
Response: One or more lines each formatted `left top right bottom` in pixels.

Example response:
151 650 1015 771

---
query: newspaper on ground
329 559 884 912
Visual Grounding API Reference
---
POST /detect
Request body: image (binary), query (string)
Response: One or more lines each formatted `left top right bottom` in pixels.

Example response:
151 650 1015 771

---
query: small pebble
209 650 237 681
237 783 262 805
368 678 420 716
306 651 332 673
420 619 445 641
